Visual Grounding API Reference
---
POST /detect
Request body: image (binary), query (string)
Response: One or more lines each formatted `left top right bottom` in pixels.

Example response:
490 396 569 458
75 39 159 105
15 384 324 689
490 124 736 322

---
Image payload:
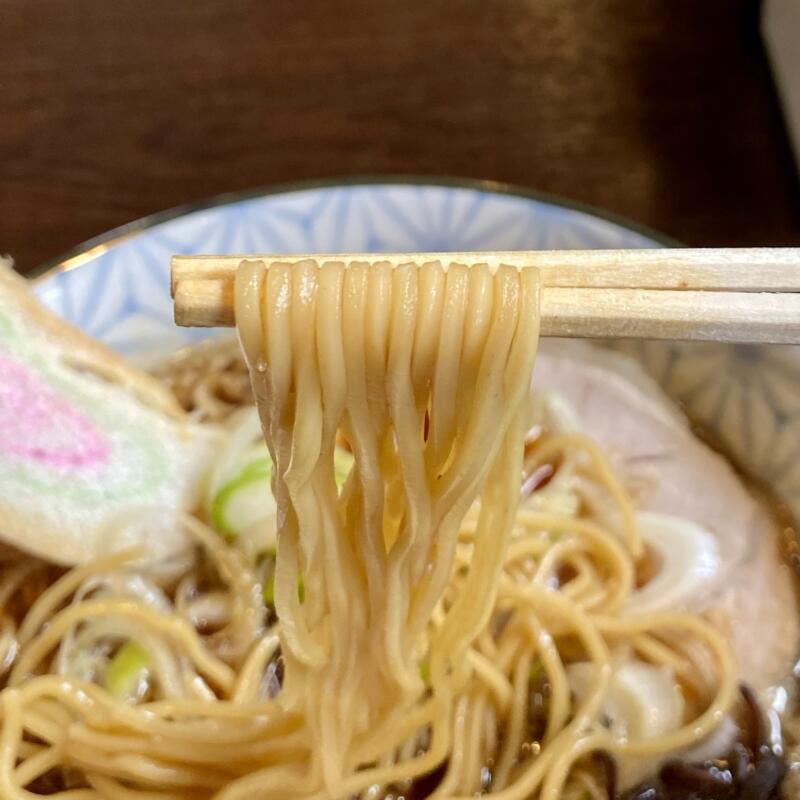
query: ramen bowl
32 179 800 525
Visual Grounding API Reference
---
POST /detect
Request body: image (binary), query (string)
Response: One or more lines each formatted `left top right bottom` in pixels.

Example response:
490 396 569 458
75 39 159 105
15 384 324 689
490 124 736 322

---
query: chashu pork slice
533 340 800 693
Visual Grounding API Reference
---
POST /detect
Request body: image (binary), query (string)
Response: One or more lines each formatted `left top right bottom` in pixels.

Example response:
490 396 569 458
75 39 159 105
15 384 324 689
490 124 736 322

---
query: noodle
232 259 541 797
0 258 744 799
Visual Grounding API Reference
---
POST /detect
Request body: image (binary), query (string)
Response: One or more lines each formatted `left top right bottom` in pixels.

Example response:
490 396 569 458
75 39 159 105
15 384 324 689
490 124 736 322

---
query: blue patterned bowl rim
30 175 677 280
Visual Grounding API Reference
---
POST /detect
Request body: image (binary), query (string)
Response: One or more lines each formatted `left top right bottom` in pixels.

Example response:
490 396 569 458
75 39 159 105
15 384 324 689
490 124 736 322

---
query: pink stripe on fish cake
0 354 110 468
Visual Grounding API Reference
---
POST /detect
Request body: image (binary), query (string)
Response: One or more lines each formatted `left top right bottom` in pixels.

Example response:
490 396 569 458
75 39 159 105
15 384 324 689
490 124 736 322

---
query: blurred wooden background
2 0 799 274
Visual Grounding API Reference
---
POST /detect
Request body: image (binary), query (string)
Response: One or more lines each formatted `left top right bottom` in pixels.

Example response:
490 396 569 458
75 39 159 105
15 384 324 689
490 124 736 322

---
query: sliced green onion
211 446 352 546
261 565 305 608
210 459 273 542
261 555 276 607
419 658 430 685
263 576 275 606
334 448 354 489
240 457 272 480
105 641 149 700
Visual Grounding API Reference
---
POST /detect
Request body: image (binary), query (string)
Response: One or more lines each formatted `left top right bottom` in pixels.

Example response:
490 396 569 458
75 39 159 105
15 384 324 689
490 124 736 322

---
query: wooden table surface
2 0 800 275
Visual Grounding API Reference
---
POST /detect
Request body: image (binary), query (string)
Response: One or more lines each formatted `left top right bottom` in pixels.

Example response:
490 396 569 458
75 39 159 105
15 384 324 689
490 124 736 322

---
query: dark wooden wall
2 0 798 273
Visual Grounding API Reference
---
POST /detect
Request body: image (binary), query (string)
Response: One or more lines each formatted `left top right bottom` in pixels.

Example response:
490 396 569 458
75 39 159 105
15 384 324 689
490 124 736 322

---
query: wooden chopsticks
171 249 800 344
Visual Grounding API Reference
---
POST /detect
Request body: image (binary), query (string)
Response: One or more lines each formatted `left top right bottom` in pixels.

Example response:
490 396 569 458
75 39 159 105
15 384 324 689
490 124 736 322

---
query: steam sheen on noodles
0 259 740 799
